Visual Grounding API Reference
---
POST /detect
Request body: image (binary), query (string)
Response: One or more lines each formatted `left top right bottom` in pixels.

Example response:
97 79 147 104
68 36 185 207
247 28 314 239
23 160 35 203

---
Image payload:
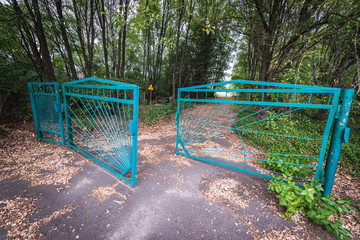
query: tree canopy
0 0 359 117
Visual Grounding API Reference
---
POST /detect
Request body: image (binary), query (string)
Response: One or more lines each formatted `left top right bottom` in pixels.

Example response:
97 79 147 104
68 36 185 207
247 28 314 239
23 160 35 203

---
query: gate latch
54 103 63 113
175 111 179 126
130 120 137 136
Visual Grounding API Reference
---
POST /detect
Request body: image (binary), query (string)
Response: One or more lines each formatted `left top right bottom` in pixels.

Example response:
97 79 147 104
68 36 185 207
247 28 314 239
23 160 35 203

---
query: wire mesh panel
28 82 65 144
176 80 342 186
63 78 139 186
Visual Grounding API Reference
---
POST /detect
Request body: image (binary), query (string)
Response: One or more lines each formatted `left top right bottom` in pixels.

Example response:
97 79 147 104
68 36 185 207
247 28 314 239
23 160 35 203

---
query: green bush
268 175 360 240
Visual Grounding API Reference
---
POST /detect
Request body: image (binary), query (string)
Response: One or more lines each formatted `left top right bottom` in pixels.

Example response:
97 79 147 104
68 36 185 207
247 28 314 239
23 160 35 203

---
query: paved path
0 121 332 239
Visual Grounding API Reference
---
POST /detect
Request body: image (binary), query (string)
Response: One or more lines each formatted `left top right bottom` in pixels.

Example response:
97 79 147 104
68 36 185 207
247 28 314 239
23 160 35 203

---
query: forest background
0 0 359 175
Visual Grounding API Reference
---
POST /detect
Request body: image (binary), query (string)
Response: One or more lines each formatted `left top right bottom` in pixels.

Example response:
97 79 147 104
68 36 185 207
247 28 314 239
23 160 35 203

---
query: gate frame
175 80 354 196
28 82 66 145
63 77 139 186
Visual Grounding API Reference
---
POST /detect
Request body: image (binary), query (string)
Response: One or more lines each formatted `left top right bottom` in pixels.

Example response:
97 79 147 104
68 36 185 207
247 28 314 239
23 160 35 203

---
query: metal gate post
63 85 73 149
323 89 354 196
131 85 139 186
28 83 41 140
55 83 66 145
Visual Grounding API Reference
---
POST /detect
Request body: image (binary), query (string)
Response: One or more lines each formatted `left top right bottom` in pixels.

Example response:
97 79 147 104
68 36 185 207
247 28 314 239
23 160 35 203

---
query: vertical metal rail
28 82 41 140
63 84 73 148
130 85 139 186
323 89 354 196
55 83 66 144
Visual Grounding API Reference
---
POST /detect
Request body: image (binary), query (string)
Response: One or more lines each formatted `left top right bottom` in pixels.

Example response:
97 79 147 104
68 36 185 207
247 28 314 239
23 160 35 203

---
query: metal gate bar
63 78 139 186
176 80 353 194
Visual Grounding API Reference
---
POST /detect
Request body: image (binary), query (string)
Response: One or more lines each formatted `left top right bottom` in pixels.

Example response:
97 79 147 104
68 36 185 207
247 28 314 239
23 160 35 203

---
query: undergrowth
233 105 360 177
233 104 360 239
268 175 360 240
140 100 176 126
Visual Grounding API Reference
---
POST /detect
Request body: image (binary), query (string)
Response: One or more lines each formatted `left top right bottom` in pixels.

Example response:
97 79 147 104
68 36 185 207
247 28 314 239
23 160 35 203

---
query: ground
0 113 359 240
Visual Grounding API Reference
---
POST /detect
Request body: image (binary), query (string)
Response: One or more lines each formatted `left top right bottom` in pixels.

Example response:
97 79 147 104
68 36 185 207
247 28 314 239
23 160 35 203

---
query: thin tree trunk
116 0 123 78
120 0 129 77
55 0 77 79
23 0 56 82
153 0 170 87
178 0 194 89
98 0 110 78
12 0 43 80
172 0 185 99
72 0 90 77
88 0 96 77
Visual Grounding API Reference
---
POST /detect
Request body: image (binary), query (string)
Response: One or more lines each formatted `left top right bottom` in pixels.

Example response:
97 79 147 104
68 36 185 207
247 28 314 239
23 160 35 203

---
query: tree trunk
178 0 194 89
98 0 110 78
87 0 96 77
23 0 56 82
153 0 170 87
72 0 90 77
172 0 185 99
12 0 43 80
55 0 77 79
120 0 129 77
116 0 123 78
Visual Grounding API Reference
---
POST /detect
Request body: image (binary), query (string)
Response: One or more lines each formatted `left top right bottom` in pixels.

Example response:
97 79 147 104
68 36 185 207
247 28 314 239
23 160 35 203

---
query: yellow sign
148 84 153 91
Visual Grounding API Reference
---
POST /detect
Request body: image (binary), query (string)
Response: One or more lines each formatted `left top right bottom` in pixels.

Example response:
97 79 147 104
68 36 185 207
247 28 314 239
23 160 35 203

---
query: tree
55 0 77 79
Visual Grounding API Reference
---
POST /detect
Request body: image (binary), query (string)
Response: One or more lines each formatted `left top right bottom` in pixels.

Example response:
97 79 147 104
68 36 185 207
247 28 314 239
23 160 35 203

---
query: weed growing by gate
268 175 360 240
264 147 314 179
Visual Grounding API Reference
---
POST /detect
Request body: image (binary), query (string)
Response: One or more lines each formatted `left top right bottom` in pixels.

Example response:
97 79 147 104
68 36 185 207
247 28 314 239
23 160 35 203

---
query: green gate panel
176 80 353 195
28 82 65 145
63 77 139 186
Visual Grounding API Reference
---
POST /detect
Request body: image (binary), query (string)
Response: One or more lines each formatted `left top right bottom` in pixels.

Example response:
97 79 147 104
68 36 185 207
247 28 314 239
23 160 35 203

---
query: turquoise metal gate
176 80 354 195
63 78 139 186
28 82 65 145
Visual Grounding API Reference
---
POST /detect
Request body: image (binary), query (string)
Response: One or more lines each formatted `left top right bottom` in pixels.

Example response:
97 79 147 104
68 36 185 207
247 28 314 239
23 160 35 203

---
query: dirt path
0 114 359 239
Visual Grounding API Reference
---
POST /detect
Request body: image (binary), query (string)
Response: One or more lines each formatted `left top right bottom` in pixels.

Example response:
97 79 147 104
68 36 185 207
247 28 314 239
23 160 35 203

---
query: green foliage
263 147 314 179
0 60 38 122
234 106 323 157
139 101 176 126
268 175 360 240
234 104 360 177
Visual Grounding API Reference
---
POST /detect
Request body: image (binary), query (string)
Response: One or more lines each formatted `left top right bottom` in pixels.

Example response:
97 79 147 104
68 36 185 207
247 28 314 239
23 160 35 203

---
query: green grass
139 101 176 126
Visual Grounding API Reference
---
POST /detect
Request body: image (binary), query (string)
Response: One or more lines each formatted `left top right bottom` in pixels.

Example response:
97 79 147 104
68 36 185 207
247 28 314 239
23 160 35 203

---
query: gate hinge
334 105 341 119
130 120 137 136
54 103 63 113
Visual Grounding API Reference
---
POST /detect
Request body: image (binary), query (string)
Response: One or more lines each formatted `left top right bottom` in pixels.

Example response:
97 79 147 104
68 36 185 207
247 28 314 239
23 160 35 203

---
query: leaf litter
1 107 359 240
0 195 77 239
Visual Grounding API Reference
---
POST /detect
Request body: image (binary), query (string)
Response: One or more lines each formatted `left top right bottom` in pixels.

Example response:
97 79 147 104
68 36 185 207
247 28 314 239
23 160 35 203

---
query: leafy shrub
263 147 314 179
268 175 359 240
